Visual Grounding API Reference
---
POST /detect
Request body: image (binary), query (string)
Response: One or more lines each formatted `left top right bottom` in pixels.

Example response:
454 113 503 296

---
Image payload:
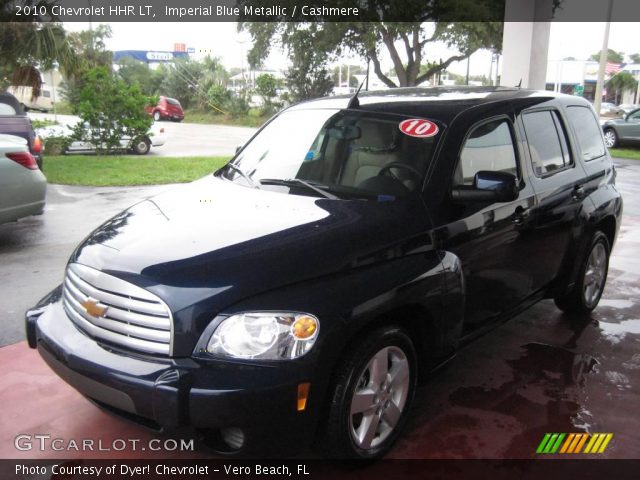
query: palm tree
0 2 77 97
607 72 638 104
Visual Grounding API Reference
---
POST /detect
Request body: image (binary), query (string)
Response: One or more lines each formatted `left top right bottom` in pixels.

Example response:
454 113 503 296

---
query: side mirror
451 171 519 203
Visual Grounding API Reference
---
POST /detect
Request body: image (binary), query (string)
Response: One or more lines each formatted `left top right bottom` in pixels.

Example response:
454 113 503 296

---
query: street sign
573 85 584 97
187 47 196 54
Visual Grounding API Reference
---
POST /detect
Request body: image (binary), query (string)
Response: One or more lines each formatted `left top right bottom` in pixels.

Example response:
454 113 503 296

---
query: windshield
220 108 442 199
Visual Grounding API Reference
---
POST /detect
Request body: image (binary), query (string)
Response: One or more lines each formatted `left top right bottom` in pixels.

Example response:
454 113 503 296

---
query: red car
146 96 184 122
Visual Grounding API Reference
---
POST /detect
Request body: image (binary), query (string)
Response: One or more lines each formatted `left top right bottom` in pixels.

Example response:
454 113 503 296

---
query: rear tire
603 128 618 148
554 231 610 314
322 326 417 459
132 137 151 155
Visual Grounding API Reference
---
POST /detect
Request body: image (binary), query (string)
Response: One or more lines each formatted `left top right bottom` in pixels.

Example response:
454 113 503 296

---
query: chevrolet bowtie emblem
81 298 108 318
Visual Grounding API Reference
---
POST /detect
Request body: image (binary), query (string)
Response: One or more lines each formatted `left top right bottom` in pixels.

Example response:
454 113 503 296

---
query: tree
116 57 164 96
607 72 638 104
72 67 155 155
629 53 640 64
160 58 206 109
0 2 77 96
59 25 113 105
590 48 624 64
256 73 278 105
240 1 503 88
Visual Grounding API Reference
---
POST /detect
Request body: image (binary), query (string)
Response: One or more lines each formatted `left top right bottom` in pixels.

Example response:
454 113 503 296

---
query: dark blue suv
26 87 622 458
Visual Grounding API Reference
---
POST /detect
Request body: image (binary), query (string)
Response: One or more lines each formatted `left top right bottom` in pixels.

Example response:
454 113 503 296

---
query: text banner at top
3 0 640 23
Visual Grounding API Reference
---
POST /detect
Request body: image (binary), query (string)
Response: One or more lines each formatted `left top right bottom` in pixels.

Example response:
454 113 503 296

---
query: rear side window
454 119 517 186
566 106 606 161
522 110 572 176
0 103 17 115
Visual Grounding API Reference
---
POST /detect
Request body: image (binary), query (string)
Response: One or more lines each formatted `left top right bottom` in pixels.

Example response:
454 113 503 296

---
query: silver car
602 108 640 148
0 134 47 224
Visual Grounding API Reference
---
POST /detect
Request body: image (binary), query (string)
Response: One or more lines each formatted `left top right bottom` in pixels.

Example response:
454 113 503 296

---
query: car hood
71 175 429 352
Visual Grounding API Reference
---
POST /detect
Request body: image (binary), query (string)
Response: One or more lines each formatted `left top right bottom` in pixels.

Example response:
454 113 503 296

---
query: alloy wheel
583 242 607 307
349 346 410 450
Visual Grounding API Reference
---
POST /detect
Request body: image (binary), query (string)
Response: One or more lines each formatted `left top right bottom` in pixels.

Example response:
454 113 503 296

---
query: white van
7 85 55 112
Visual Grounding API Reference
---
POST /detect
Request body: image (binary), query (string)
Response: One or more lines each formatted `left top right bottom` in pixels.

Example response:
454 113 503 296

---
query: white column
500 0 553 89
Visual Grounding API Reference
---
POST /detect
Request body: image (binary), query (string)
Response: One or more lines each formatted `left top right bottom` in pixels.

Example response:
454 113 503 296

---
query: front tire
322 326 417 459
554 231 610 314
603 128 618 148
153 111 161 122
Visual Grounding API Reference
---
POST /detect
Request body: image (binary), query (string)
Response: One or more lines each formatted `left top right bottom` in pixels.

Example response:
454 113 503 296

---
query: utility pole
594 0 614 115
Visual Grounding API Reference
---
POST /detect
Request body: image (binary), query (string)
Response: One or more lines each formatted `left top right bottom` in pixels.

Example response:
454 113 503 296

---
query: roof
288 86 571 123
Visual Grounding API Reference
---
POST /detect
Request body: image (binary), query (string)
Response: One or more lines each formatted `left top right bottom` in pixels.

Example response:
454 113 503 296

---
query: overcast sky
63 22 640 79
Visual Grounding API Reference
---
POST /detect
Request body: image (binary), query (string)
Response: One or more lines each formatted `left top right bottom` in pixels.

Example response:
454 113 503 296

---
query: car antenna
516 78 522 88
347 76 367 109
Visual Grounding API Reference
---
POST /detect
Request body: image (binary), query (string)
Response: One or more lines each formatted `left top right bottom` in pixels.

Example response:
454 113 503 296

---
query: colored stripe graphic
537 433 613 454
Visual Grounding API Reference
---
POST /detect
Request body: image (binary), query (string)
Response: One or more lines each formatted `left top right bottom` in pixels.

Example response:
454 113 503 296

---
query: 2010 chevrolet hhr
27 87 622 458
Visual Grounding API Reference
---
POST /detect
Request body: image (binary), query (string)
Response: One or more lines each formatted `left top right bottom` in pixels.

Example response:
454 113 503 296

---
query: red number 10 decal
398 118 439 138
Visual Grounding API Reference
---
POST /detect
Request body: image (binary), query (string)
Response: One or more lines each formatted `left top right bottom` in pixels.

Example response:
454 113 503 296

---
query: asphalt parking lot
0 159 638 459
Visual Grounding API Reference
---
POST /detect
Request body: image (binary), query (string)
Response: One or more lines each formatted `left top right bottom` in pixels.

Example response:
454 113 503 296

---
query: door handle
572 185 585 200
513 206 529 225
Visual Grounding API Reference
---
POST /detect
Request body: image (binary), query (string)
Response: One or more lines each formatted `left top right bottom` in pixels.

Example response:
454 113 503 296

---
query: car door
617 108 640 140
436 114 539 325
516 106 588 291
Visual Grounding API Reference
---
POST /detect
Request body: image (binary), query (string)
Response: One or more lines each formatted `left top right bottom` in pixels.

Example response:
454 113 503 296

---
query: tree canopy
590 48 625 64
0 1 77 96
240 0 503 89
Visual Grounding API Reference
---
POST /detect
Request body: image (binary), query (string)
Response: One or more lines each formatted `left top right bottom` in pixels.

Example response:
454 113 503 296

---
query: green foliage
116 57 164 96
0 5 77 95
30 119 58 129
60 25 113 105
71 67 155 155
241 2 503 88
42 135 71 155
158 56 230 111
591 48 625 64
629 53 640 64
256 73 278 104
607 72 638 101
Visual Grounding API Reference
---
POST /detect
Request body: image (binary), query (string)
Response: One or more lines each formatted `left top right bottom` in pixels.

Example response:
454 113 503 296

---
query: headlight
206 312 319 360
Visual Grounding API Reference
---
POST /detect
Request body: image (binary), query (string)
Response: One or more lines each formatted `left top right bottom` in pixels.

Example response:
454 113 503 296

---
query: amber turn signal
297 382 311 412
291 315 318 339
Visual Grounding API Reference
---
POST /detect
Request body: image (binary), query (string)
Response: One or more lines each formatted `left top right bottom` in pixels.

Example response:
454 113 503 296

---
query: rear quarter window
522 110 572 177
565 106 606 161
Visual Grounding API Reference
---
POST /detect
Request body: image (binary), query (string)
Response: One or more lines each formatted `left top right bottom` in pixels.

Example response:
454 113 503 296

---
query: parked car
36 122 166 155
7 85 55 113
617 103 639 116
601 107 640 148
0 134 46 224
599 102 621 117
145 96 184 122
0 92 44 169
26 87 622 458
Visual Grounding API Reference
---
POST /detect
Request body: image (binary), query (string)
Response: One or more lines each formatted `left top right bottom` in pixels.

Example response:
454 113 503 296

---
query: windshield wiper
224 162 259 189
259 178 339 200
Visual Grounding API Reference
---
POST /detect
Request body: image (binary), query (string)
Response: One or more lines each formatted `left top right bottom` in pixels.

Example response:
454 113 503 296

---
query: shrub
42 135 71 155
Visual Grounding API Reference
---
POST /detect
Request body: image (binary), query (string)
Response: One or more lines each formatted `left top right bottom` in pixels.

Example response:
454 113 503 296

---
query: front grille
62 263 173 356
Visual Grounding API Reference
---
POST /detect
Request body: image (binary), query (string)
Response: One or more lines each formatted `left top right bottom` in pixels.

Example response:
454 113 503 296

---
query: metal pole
594 0 614 115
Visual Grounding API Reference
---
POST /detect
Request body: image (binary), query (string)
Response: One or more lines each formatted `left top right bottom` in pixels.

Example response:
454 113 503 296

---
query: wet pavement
0 160 638 459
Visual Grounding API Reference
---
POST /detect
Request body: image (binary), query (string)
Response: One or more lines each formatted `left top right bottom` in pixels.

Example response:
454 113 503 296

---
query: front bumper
26 291 319 455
